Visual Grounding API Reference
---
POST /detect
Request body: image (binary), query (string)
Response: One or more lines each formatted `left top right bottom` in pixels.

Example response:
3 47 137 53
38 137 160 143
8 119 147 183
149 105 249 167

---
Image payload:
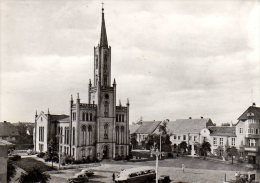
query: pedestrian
182 164 185 173
112 172 115 182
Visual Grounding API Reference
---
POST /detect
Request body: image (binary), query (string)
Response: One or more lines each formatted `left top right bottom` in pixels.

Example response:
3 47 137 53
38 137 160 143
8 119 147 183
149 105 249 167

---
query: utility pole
151 148 161 183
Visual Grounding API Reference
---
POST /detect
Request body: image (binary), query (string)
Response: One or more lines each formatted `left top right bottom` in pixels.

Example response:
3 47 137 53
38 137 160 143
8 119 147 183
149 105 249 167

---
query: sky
0 0 260 125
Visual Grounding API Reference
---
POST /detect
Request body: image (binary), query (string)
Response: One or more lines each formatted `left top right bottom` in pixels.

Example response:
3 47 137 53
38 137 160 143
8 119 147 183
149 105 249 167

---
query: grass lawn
13 157 55 172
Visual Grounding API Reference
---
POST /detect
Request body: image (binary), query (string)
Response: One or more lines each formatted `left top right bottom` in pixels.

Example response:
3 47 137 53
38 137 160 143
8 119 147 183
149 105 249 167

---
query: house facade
134 121 162 143
34 7 130 160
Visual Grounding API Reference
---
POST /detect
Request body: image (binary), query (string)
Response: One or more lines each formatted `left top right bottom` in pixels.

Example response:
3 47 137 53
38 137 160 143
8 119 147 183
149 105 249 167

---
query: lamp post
56 134 64 170
151 148 161 183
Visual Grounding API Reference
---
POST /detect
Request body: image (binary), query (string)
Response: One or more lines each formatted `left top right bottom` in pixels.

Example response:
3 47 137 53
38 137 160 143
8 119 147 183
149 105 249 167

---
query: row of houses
130 103 260 165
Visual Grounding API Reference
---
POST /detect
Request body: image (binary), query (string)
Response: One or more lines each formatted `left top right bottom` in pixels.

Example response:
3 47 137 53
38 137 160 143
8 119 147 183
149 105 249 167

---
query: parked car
68 172 89 183
80 169 94 177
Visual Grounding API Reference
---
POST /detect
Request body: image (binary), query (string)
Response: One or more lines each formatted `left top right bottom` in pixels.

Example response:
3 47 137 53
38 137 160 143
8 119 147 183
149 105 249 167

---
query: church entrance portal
103 145 109 159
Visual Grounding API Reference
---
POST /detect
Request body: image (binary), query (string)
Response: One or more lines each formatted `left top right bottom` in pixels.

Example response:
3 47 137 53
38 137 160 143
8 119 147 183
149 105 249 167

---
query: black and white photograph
0 0 260 183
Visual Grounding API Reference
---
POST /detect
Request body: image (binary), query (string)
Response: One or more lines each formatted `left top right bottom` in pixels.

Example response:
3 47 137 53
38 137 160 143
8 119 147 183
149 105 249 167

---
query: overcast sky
1 0 260 124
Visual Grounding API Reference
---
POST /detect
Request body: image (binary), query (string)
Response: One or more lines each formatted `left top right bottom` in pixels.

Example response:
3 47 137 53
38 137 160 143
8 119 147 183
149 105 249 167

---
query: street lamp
56 134 64 170
151 148 161 183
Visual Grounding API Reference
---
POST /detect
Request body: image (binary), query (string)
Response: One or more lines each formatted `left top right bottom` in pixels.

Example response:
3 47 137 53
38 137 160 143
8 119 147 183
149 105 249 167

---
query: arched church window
90 113 93 121
104 124 108 139
116 126 119 144
82 125 86 145
82 112 85 121
86 113 89 121
121 126 124 144
88 125 92 145
72 127 75 145
104 101 109 117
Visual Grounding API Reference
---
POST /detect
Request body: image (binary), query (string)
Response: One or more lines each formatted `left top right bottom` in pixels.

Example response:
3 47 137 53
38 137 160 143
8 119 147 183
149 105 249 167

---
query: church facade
34 8 130 160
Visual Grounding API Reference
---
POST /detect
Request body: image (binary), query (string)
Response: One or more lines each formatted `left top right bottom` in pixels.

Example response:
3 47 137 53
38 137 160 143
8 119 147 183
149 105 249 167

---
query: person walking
182 164 185 173
112 172 115 182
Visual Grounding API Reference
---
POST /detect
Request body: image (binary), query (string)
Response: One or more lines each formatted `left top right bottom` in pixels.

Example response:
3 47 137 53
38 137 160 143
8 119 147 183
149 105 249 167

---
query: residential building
0 121 19 143
168 117 215 149
208 126 236 156
134 121 162 143
34 7 130 160
235 103 260 165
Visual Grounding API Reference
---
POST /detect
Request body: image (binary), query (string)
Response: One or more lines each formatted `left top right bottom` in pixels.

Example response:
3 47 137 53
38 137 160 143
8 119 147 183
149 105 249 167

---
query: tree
200 141 211 159
7 160 16 183
179 141 187 155
226 146 238 164
162 134 172 152
130 134 138 149
215 146 224 158
19 167 50 183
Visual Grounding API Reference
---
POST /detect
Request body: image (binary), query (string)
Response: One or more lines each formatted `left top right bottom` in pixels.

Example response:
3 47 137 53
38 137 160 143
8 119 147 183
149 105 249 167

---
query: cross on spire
102 2 104 12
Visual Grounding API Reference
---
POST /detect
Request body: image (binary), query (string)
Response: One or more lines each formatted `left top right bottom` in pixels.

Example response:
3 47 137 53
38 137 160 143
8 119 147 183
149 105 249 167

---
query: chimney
252 102 256 107
189 117 192 119
201 116 203 119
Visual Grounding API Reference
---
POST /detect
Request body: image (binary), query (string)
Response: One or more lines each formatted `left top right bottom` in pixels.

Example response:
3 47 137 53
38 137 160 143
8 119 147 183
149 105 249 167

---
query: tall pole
156 150 159 183
160 134 162 159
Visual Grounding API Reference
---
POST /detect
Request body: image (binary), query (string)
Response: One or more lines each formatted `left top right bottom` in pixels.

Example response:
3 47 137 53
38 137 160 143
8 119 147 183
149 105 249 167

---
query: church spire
100 3 108 47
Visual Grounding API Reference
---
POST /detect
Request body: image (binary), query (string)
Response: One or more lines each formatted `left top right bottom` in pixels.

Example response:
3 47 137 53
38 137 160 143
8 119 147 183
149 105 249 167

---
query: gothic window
86 113 89 121
104 124 108 139
60 127 63 144
82 125 86 145
122 115 124 122
104 101 109 117
88 125 92 145
89 113 92 121
116 126 119 144
116 114 118 122
72 127 75 145
121 146 124 156
82 112 85 121
96 57 98 69
115 146 119 156
121 126 124 144
105 75 108 86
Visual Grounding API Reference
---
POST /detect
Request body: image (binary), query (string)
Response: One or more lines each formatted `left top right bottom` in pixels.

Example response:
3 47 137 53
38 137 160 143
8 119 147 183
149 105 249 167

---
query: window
104 101 109 117
122 115 124 122
121 146 124 155
60 127 63 143
213 137 217 146
189 136 191 140
82 125 86 145
256 129 259 134
173 135 176 140
88 125 92 145
178 136 181 140
82 112 85 121
72 127 75 145
72 112 76 121
72 148 75 157
194 136 197 142
183 135 186 141
116 114 118 122
220 138 223 146
249 139 256 147
116 126 119 144
104 124 108 139
231 138 235 146
121 126 124 144
86 113 89 121
39 127 44 142
240 128 243 134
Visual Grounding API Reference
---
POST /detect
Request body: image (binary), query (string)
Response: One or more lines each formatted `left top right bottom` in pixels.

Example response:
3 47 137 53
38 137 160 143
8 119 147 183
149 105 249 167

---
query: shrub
37 152 45 158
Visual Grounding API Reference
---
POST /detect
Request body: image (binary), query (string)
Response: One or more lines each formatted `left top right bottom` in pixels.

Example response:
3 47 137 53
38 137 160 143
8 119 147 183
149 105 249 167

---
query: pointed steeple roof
100 6 108 47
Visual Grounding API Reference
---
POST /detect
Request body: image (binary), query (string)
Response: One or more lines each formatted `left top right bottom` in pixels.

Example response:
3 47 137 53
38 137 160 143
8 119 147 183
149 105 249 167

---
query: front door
103 145 109 159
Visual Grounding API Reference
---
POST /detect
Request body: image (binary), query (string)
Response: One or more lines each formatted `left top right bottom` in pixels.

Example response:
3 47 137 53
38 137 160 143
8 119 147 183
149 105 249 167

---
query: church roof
167 118 213 134
134 121 161 134
100 8 108 47
48 114 69 122
238 105 260 120
208 126 236 137
0 121 19 137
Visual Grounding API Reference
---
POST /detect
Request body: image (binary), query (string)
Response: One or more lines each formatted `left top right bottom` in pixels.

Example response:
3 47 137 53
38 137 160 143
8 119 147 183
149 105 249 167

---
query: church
34 7 130 160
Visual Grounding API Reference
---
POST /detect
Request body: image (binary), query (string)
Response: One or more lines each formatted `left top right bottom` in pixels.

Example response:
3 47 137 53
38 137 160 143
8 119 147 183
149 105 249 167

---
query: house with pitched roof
208 126 236 156
0 121 19 143
134 121 162 143
235 103 260 165
168 117 214 149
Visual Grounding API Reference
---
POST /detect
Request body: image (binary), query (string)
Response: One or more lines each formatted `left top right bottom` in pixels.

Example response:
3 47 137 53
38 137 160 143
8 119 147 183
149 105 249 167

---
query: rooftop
238 104 260 120
134 121 161 134
208 126 236 137
168 118 214 134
